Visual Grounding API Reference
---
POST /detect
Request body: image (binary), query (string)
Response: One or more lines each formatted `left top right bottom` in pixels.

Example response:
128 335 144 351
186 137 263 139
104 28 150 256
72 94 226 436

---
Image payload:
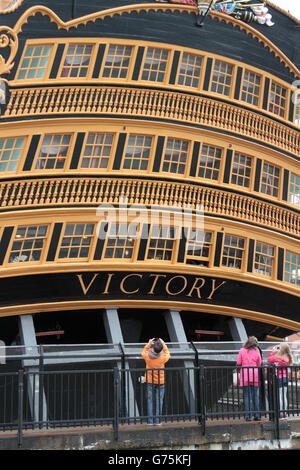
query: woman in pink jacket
236 336 262 421
267 343 293 419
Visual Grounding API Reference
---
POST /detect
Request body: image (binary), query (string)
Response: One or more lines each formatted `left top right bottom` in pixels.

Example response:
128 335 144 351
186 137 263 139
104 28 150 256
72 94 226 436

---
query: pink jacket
267 352 289 379
236 347 262 386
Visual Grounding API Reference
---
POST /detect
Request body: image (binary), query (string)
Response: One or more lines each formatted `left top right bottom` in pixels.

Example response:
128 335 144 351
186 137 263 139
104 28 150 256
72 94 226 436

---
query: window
268 81 287 118
241 70 261 106
210 60 233 96
161 138 189 175
230 152 252 188
197 144 222 181
102 44 133 79
103 223 139 259
260 161 280 197
146 225 177 261
35 134 72 170
60 44 93 78
8 225 48 264
221 235 245 269
186 230 212 266
17 45 52 80
0 136 25 173
289 173 300 207
80 133 115 169
254 241 274 277
122 134 153 171
295 104 300 127
284 251 300 286
177 52 202 88
58 223 95 260
141 47 169 83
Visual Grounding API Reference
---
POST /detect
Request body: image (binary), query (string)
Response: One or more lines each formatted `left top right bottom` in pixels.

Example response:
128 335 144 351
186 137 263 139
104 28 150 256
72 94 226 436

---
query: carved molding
0 0 24 15
0 26 18 76
9 4 299 78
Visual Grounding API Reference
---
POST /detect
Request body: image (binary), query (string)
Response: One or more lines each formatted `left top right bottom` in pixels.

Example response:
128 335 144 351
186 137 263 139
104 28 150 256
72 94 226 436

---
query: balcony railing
3 86 299 156
0 177 299 237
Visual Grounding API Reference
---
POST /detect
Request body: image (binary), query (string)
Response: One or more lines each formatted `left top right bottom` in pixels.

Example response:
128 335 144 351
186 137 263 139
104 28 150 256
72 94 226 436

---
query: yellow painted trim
10 4 300 78
0 298 299 333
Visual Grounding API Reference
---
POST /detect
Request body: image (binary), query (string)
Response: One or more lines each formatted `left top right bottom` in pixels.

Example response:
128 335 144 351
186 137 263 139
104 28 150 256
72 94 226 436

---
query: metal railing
0 363 300 447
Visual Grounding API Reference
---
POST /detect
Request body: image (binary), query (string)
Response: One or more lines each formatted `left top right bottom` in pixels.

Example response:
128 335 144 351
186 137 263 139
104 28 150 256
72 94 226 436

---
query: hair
153 340 163 354
276 343 293 365
243 336 259 350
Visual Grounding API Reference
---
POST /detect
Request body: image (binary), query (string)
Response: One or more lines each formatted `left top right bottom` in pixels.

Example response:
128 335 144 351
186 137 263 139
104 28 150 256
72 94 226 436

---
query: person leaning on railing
267 343 293 419
141 338 171 425
236 336 262 421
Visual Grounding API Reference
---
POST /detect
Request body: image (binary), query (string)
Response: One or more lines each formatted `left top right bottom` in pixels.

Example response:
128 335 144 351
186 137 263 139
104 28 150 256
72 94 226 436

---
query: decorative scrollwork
0 27 18 76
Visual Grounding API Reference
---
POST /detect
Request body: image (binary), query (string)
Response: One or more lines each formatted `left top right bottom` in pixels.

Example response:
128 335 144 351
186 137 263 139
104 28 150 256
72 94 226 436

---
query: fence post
199 364 206 435
271 365 280 440
17 369 24 448
113 367 120 441
38 348 44 428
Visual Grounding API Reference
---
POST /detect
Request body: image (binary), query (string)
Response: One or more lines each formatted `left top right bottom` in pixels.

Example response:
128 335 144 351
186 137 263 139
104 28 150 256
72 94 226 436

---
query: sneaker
154 422 162 426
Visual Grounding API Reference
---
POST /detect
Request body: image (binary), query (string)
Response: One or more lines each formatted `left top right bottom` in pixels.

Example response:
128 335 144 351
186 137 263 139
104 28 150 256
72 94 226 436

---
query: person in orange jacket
141 338 170 425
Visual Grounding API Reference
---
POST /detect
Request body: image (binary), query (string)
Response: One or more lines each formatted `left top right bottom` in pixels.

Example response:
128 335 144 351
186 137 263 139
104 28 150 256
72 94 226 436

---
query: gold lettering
165 275 188 296
147 274 167 295
187 277 205 298
207 279 226 300
102 273 115 294
76 273 99 295
120 274 143 294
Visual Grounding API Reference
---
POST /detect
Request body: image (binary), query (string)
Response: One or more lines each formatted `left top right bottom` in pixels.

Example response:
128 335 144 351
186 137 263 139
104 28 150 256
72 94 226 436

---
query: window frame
145 224 179 263
139 46 173 85
16 41 57 82
78 131 117 172
101 222 140 261
284 250 300 287
221 233 246 271
259 160 281 199
195 142 225 183
160 137 191 177
58 41 98 80
268 80 288 120
119 133 156 174
209 59 236 99
184 229 214 267
0 135 27 175
32 132 76 172
176 51 205 91
230 151 254 190
240 68 263 108
5 224 50 266
253 240 275 278
56 222 97 263
289 172 300 207
99 42 137 82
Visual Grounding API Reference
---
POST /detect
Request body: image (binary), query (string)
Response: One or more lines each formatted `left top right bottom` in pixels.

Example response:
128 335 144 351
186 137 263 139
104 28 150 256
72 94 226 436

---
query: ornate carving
0 27 18 76
0 0 24 14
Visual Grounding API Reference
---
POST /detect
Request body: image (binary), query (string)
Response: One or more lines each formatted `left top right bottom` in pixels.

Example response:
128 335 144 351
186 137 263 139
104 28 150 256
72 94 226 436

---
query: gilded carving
0 0 24 14
0 27 18 76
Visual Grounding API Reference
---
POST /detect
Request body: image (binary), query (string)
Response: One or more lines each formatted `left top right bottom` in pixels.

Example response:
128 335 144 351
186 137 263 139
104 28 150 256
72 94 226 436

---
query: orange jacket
141 342 170 384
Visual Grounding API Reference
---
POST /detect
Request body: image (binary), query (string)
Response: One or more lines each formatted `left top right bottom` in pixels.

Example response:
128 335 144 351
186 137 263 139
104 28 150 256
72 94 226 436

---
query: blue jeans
146 384 165 424
243 385 260 419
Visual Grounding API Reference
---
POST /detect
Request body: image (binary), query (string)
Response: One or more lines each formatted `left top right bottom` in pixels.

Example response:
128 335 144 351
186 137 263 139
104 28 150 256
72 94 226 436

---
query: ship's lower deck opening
0 307 284 346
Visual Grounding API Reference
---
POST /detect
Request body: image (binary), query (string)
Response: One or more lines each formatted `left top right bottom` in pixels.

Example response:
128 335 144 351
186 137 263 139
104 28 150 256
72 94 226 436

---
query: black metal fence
1 364 300 446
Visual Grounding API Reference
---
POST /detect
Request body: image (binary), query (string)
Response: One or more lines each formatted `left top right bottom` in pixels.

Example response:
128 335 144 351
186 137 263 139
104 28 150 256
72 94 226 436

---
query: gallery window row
1 222 299 287
13 39 298 124
0 132 299 207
